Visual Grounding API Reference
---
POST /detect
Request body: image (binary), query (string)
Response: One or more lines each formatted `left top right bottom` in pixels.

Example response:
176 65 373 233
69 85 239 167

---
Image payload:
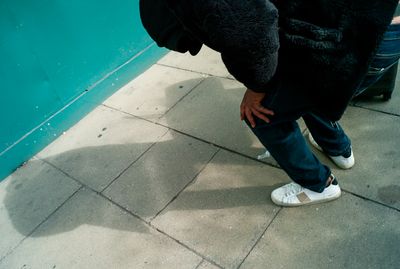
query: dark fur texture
140 0 398 120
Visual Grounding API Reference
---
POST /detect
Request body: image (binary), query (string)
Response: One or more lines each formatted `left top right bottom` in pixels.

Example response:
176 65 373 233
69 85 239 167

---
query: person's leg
244 74 341 206
251 119 332 193
301 22 400 168
303 113 351 157
249 116 341 207
302 112 354 169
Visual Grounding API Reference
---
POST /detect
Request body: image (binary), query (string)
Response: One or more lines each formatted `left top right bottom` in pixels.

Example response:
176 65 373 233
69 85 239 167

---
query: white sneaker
308 133 355 169
271 176 341 207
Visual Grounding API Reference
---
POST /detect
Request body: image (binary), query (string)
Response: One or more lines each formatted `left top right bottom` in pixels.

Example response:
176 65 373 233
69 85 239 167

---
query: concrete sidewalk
1 47 399 269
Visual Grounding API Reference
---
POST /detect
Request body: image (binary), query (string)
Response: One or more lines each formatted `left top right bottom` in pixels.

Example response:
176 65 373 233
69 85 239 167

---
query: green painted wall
0 0 167 180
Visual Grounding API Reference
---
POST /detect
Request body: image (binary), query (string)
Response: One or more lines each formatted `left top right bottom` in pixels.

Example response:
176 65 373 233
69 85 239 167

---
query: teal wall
0 0 167 180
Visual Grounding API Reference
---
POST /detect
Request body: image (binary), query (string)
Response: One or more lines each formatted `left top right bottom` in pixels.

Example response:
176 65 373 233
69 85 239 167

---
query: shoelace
283 183 304 198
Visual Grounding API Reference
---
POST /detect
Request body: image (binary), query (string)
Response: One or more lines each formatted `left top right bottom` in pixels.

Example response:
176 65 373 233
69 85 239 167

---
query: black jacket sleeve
140 0 280 93
139 0 202 55
200 0 280 92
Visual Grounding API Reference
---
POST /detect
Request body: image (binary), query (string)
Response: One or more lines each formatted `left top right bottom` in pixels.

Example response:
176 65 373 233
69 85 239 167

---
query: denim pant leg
250 116 331 193
303 113 351 157
355 23 400 96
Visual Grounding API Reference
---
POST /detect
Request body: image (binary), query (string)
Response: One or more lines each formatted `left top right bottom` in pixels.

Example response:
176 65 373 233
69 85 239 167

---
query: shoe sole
271 190 342 207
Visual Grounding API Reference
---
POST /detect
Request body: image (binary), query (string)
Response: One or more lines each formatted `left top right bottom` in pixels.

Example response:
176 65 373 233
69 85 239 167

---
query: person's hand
240 88 274 128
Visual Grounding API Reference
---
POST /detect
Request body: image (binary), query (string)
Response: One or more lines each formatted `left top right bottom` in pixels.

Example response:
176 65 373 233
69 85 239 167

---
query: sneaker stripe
296 192 311 203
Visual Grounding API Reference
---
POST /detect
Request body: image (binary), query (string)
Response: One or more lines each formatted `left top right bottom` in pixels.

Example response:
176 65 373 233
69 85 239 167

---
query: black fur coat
140 0 398 121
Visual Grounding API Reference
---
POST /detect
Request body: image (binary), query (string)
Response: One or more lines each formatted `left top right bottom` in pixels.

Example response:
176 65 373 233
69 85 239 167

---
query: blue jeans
250 23 400 193
355 23 400 96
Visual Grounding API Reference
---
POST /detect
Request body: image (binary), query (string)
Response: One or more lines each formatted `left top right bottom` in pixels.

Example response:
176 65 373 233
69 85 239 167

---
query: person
140 0 399 206
242 6 400 207
243 16 400 207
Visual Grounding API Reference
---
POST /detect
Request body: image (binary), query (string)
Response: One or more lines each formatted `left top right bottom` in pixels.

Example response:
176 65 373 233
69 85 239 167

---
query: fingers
245 107 256 128
251 108 270 123
239 89 274 127
257 105 274 116
241 105 274 128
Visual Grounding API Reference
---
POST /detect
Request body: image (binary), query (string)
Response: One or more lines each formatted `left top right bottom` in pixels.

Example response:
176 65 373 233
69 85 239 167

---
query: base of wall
0 44 167 181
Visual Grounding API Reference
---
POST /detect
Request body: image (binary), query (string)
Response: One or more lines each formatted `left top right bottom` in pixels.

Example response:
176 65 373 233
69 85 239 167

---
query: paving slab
159 76 306 165
103 130 218 221
353 69 400 115
104 64 205 120
305 106 400 209
152 150 287 269
0 188 202 269
240 193 400 269
37 106 169 192
0 158 80 259
158 76 266 161
158 46 232 78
